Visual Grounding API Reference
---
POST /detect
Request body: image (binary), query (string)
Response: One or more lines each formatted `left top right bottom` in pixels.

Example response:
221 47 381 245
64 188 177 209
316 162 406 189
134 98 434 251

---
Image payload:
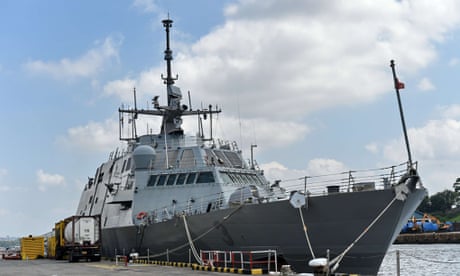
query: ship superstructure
75 19 427 275
76 18 272 230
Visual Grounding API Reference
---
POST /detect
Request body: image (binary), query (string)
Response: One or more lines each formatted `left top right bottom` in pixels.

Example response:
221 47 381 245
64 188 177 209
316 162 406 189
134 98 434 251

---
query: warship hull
101 185 425 275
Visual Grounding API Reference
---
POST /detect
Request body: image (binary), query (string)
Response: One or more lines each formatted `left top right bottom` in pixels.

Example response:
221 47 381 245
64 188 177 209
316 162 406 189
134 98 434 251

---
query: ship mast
118 18 221 141
161 19 178 97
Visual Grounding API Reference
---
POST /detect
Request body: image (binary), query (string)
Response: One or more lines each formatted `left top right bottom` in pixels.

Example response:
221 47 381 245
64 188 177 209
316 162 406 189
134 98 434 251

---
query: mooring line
298 207 316 259
329 196 398 273
141 205 243 259
182 214 204 265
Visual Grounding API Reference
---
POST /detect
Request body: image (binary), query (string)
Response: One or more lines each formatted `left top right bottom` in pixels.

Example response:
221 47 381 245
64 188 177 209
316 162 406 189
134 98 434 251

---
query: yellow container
46 236 56 258
20 236 45 260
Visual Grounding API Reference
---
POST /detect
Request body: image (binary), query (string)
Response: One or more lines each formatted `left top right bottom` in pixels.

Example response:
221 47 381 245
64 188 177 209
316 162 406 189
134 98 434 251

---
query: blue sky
2 0 460 237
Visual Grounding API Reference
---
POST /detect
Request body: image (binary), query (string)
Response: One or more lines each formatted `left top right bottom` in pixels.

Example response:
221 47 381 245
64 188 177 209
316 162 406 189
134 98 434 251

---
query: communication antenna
161 18 178 88
236 96 243 152
132 87 138 139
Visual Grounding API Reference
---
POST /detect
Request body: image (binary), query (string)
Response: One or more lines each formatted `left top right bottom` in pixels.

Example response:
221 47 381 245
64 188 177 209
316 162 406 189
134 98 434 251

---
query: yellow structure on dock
20 236 44 260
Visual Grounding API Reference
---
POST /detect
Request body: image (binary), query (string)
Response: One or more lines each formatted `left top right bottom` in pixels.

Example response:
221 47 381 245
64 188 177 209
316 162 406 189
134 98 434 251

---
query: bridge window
176 173 187 185
186 173 197 184
157 175 167 186
167 174 177 185
147 175 158 187
196 172 215 184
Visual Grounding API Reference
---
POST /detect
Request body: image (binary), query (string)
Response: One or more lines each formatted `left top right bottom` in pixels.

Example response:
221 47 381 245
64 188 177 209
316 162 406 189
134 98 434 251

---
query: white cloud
58 119 120 153
103 67 161 103
36 169 66 192
132 0 159 13
382 119 460 162
209 0 457 116
365 142 379 154
106 0 460 125
449 58 459 66
24 35 123 79
198 115 310 152
439 104 460 119
260 161 305 183
371 104 460 193
306 158 348 176
418 77 435 91
103 78 137 102
261 158 347 182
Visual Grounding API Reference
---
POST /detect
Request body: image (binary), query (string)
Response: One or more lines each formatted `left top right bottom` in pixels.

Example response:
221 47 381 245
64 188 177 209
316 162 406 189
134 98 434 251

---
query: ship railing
277 161 417 196
139 162 418 223
161 136 208 148
155 136 236 150
200 249 278 272
142 191 226 224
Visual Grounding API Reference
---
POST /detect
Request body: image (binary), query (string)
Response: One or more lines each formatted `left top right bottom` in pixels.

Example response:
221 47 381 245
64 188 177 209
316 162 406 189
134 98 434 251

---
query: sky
2 0 460 237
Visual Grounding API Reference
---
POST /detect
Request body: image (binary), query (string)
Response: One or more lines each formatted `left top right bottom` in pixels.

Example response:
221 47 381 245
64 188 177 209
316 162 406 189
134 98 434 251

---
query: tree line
418 189 457 215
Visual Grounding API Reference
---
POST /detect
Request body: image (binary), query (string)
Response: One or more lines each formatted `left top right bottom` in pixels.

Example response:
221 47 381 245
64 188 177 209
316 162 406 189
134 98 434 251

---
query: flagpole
390 60 413 167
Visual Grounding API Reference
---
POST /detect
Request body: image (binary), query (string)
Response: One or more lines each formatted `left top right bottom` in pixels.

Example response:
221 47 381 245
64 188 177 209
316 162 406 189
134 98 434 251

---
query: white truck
54 215 101 262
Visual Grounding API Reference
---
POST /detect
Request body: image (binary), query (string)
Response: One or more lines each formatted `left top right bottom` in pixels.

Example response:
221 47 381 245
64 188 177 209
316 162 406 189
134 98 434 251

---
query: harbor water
378 244 460 275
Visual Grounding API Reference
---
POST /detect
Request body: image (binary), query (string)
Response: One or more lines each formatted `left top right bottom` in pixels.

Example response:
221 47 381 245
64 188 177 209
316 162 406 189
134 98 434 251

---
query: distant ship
75 18 426 275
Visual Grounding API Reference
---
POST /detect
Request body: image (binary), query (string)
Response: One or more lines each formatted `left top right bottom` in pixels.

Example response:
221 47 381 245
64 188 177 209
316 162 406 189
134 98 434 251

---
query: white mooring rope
329 196 398 273
182 214 204 265
298 207 316 259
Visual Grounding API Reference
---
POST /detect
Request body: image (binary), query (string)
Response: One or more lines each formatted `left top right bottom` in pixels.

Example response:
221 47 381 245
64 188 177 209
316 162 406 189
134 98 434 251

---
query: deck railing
136 162 418 224
200 249 278 271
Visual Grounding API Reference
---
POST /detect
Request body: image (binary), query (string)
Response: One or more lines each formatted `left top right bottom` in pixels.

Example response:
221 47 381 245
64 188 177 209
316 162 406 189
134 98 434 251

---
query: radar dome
132 145 155 169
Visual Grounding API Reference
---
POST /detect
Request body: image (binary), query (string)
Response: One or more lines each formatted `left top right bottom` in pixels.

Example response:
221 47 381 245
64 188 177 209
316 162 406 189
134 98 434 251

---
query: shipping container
20 236 44 260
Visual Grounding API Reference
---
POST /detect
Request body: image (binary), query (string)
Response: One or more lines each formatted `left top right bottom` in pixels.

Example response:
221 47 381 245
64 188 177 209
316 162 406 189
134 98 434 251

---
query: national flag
396 78 405 89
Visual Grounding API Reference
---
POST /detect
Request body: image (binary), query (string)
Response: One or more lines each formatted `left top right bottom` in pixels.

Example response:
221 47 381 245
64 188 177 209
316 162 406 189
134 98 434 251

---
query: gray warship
75 19 426 275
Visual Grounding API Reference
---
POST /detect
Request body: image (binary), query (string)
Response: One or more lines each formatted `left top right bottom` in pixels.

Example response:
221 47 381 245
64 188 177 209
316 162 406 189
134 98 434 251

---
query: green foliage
418 189 457 214
417 189 460 221
418 196 431 213
432 190 457 212
448 212 460 222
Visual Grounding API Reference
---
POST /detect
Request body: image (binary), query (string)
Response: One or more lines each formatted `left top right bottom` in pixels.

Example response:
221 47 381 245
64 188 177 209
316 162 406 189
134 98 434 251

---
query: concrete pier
395 231 460 244
0 259 216 276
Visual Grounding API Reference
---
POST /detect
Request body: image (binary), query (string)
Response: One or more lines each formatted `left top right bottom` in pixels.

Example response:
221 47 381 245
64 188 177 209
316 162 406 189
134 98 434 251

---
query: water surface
378 244 460 275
